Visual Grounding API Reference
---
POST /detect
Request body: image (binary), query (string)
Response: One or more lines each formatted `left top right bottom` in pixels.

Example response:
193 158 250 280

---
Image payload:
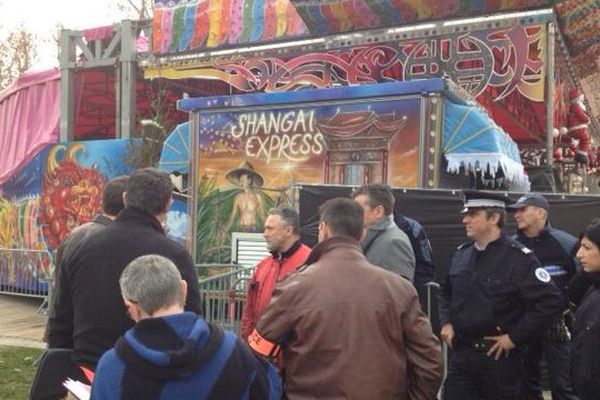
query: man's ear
375 205 386 219
124 299 141 322
122 192 128 206
164 195 174 213
180 280 188 306
490 212 501 225
318 221 329 242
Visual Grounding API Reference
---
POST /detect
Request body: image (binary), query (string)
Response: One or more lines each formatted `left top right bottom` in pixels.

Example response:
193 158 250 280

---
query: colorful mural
151 0 554 53
208 24 545 101
194 96 421 262
147 23 547 142
0 140 133 291
556 0 600 75
290 0 554 36
152 0 308 52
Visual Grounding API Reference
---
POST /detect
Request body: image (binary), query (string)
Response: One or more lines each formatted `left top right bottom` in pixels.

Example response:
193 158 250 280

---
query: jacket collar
305 236 361 266
270 239 302 261
368 215 394 231
588 271 600 288
516 227 551 241
115 312 224 380
116 207 165 234
92 213 113 226
474 232 508 252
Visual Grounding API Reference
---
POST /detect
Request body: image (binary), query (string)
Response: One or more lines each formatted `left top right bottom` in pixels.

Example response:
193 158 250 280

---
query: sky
0 0 141 68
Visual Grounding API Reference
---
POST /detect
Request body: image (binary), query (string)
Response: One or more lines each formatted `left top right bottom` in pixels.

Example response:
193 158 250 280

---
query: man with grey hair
92 255 282 400
47 168 201 380
240 207 311 340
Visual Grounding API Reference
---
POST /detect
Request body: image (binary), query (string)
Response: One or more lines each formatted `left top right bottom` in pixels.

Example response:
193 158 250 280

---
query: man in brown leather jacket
249 198 442 400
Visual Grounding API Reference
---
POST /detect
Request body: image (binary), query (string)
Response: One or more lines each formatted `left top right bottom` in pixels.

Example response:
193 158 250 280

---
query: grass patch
0 346 44 399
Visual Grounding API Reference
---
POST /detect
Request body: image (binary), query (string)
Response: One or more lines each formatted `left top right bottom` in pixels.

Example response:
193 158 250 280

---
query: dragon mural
39 144 106 249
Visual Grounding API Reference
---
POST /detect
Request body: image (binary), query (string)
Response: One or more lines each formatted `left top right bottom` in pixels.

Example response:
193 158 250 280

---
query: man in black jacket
40 168 201 400
510 193 580 400
43 175 129 343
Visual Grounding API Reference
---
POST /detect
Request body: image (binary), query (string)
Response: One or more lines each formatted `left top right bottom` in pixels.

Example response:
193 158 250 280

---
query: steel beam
59 30 76 142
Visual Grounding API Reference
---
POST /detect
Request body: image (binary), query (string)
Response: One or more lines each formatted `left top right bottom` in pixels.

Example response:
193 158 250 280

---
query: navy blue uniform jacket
439 234 563 345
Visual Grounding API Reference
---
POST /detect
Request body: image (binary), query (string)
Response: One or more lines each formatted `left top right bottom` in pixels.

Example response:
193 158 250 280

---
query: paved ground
0 294 46 349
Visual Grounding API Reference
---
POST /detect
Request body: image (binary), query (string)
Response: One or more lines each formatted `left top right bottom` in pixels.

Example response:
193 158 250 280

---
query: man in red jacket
240 207 311 340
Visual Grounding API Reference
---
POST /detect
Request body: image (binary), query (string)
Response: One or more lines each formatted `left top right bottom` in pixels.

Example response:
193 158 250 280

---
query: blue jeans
521 338 579 400
444 345 521 400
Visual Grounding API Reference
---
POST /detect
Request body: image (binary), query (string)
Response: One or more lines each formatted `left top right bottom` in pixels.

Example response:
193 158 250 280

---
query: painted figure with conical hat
224 161 267 232
225 161 265 188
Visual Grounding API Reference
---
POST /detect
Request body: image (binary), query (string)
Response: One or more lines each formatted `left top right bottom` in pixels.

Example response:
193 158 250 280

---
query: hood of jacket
115 312 223 381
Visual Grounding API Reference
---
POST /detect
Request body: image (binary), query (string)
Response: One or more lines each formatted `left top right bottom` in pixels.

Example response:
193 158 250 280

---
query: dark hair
126 168 174 215
483 207 506 228
102 176 129 216
319 198 364 240
268 207 300 236
583 218 600 249
351 184 395 216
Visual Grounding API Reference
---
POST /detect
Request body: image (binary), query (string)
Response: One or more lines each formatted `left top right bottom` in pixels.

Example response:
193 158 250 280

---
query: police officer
439 190 563 400
509 193 580 400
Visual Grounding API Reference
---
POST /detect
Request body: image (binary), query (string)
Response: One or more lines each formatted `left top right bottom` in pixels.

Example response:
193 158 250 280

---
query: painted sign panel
195 96 421 262
149 23 546 142
0 140 133 291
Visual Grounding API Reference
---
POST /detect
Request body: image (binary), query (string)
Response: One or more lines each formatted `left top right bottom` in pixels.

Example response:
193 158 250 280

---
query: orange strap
248 329 281 358
79 366 95 383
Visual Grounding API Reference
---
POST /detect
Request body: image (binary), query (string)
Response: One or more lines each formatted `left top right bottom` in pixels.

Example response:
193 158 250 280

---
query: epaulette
510 241 533 255
457 241 472 250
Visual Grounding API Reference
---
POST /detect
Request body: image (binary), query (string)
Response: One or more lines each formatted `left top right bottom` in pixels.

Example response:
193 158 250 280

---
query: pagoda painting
318 109 408 185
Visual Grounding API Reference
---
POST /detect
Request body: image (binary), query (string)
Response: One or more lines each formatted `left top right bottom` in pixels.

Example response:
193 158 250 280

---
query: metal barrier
424 281 447 398
0 248 54 300
198 265 255 334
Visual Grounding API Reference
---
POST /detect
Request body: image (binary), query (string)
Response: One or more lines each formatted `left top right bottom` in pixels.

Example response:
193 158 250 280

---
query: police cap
461 190 510 213
507 193 549 212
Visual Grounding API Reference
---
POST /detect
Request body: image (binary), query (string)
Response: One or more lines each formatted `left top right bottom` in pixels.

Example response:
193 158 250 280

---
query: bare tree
0 26 37 89
118 0 152 20
125 80 177 169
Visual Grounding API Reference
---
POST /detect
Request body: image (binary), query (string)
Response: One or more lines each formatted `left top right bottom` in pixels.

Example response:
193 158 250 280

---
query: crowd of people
27 172 600 400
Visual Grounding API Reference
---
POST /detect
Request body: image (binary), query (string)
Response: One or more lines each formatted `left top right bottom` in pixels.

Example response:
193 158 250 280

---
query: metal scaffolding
59 20 151 141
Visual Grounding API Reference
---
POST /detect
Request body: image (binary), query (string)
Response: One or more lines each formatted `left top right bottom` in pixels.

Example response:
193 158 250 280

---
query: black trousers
29 348 89 400
443 345 522 400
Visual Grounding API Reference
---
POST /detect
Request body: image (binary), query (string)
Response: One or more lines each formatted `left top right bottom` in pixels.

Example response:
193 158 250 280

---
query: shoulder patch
535 267 551 283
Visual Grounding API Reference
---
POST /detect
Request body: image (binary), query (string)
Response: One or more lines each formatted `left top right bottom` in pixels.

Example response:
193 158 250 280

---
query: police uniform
438 191 563 400
509 193 580 400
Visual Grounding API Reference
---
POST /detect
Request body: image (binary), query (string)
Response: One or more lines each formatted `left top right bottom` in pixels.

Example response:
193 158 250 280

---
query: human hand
484 334 515 360
441 323 455 348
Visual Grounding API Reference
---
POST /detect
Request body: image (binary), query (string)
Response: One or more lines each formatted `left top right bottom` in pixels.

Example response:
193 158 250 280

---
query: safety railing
0 248 54 299
197 264 255 334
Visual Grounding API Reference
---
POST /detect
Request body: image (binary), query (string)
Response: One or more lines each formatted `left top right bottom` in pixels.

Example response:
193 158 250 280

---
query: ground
0 345 43 399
